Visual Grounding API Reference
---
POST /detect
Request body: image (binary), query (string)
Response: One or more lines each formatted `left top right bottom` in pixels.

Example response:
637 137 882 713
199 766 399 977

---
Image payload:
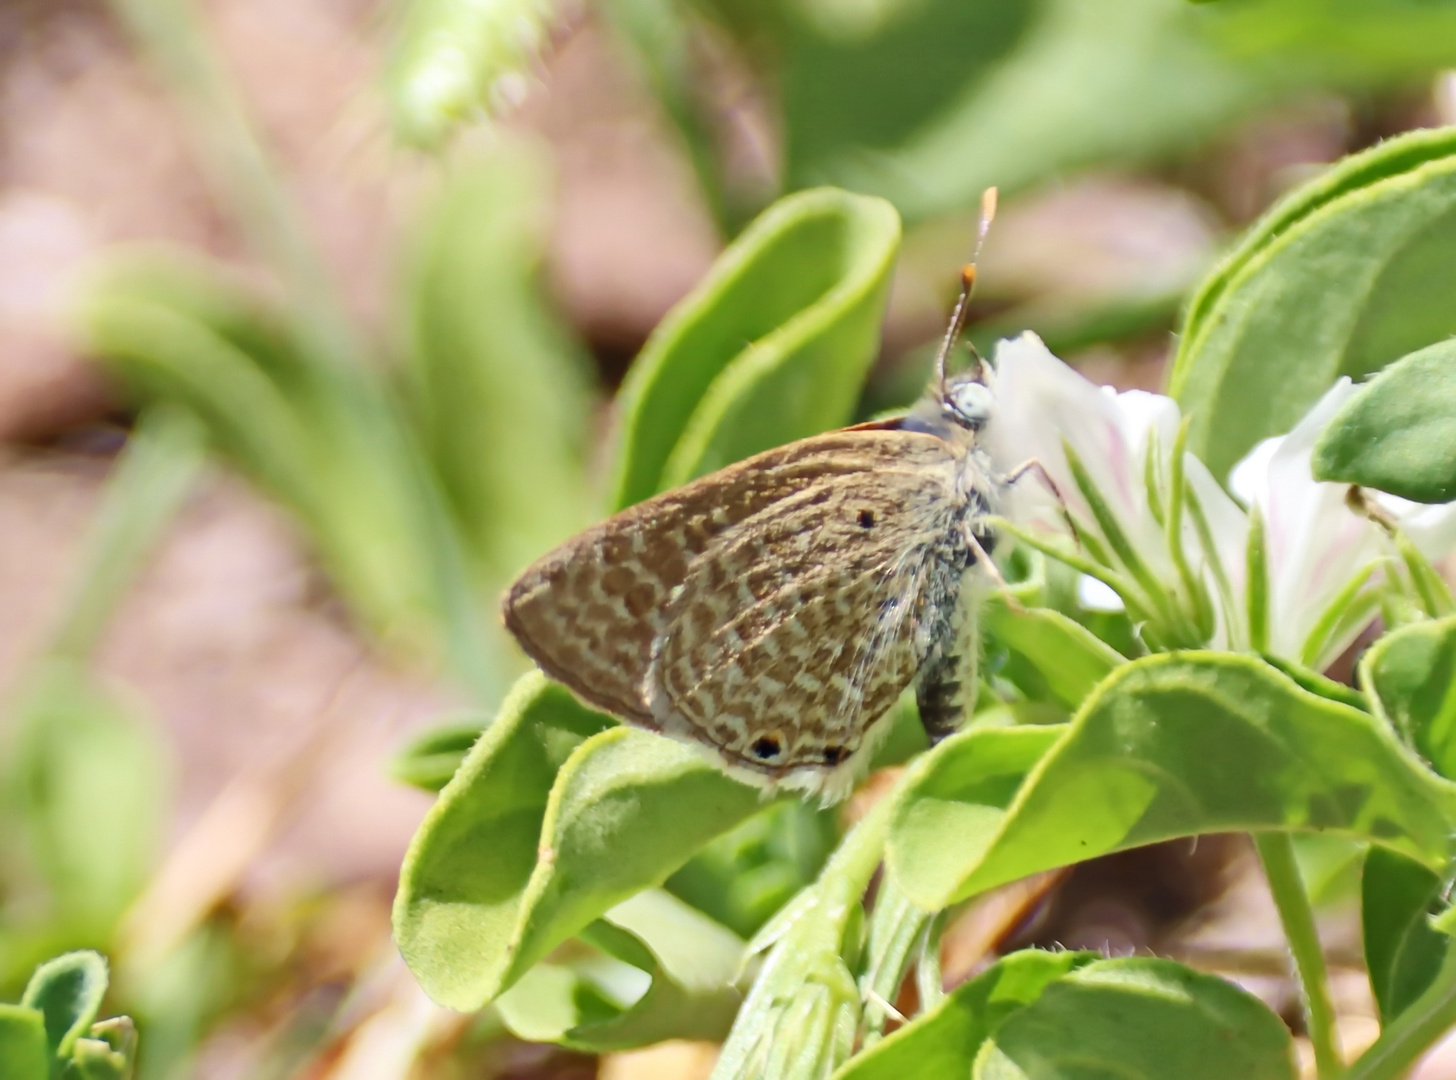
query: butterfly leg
999 458 1082 548
961 522 1025 614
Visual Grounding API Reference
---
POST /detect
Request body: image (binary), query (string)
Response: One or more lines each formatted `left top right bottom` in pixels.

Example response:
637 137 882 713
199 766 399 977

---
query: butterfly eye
946 380 994 428
751 735 783 760
857 509 876 528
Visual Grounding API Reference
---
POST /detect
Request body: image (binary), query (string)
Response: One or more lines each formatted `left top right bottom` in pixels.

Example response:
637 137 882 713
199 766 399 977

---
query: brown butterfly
503 206 1028 800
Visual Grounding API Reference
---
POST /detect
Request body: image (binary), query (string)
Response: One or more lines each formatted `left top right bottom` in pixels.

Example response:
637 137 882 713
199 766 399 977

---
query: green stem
1245 503 1269 654
1255 832 1342 1080
1347 948 1456 1080
107 0 355 368
859 875 931 1045
104 0 504 706
51 408 205 662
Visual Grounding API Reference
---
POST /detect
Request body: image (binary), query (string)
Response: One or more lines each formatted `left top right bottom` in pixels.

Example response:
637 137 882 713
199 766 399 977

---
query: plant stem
1255 831 1342 1079
1346 948 1456 1080
51 408 205 662
104 0 505 706
107 0 354 367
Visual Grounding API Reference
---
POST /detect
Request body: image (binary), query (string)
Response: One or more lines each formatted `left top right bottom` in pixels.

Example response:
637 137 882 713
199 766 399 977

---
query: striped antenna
935 187 998 392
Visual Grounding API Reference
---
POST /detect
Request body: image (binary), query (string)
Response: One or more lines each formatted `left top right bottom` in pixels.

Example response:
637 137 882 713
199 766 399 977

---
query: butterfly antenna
935 187 998 394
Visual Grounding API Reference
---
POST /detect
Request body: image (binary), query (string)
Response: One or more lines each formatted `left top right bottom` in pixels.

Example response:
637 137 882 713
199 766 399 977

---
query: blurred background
6 0 1456 1076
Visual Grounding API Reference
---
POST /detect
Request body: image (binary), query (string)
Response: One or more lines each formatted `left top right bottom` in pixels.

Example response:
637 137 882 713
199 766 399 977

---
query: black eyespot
857 509 876 528
823 745 848 766
752 736 782 760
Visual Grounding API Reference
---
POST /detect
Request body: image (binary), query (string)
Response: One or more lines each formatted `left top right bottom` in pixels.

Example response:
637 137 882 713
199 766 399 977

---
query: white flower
983 332 1244 650
1231 380 1456 667
981 333 1456 668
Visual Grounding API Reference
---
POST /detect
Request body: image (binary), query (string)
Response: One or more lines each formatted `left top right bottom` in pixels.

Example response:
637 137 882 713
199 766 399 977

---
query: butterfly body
502 372 1004 801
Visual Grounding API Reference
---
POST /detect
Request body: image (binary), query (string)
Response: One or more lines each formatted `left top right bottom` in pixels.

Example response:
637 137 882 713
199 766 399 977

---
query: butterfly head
940 371 995 431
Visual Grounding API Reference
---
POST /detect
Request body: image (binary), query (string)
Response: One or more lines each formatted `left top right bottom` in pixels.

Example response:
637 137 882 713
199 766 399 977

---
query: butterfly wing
502 423 951 725
643 441 967 791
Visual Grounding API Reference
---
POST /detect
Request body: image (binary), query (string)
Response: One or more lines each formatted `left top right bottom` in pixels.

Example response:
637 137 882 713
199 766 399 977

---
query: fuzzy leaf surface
1312 339 1456 503
610 188 899 509
889 653 1456 909
1171 127 1456 479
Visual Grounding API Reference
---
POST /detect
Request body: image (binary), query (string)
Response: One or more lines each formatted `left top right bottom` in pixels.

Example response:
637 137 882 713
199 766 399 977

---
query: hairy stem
1255 832 1341 1079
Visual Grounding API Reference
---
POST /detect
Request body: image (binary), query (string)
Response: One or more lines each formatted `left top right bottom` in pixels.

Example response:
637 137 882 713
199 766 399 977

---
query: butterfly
503 201 1030 800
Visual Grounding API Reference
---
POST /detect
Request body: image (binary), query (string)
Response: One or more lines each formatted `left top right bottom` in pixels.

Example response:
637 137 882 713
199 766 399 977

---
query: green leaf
1361 615 1456 780
886 725 1067 910
65 1037 131 1080
1292 833 1366 907
1312 339 1456 503
1347 947 1456 1080
9 664 169 936
976 958 1296 1080
791 0 1456 221
857 874 931 1044
388 717 485 793
47 407 204 664
982 600 1124 710
395 681 764 1010
21 952 108 1066
84 264 501 701
712 800 892 1080
1259 653 1370 714
403 145 591 582
1171 126 1456 479
495 889 743 1051
66 1016 136 1080
773 0 1034 194
80 254 491 680
835 950 1097 1080
0 1005 48 1080
498 728 764 995
609 187 900 509
665 801 838 939
1362 846 1448 1024
821 0 1275 221
889 653 1456 910
393 673 614 1010
385 0 556 148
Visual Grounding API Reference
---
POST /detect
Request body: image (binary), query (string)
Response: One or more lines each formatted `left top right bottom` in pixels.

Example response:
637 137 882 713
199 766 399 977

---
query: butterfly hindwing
645 443 966 782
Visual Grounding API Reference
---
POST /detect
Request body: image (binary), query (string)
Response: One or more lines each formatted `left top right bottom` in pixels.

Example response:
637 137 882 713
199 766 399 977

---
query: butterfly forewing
501 424 939 726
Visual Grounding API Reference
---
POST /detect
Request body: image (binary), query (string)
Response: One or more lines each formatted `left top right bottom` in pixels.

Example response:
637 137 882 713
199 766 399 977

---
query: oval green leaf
1312 339 1456 503
20 951 108 1064
402 145 591 583
494 889 743 1051
1362 845 1449 1024
81 255 449 653
392 673 614 1010
396 693 766 1011
983 600 1125 711
886 725 1068 910
12 664 169 937
834 949 1097 1080
977 958 1295 1080
0 1005 47 1080
889 653 1456 910
498 728 765 994
388 717 485 793
1170 127 1456 480
1360 614 1456 780
609 188 900 509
